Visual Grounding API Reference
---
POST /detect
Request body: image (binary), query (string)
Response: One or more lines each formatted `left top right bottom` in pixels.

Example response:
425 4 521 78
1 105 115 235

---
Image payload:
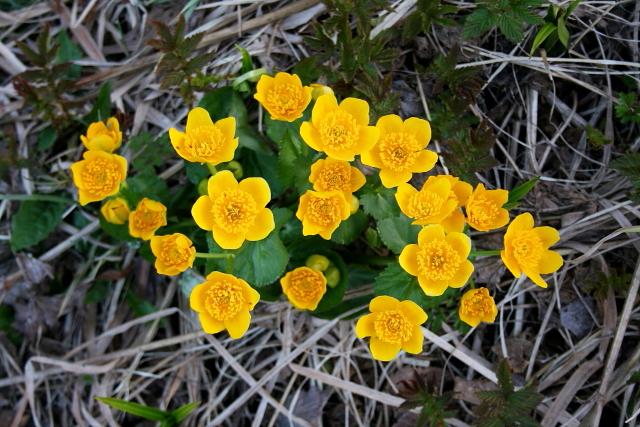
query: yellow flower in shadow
70 151 127 205
395 176 458 226
459 287 498 327
190 271 260 339
100 197 130 225
192 170 274 250
169 107 238 165
300 94 380 161
465 183 510 231
399 224 474 296
356 296 427 361
361 115 438 188
309 157 366 198
128 198 167 240
280 266 327 310
500 213 563 288
254 72 313 122
423 175 472 233
81 117 122 152
150 233 196 276
296 190 351 240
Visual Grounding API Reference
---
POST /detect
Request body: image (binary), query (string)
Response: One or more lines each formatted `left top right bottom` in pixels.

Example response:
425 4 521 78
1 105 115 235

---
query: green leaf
373 262 430 307
10 199 67 251
84 281 110 304
586 123 612 148
376 213 421 254
94 397 168 422
496 358 514 393
530 22 557 55
185 162 209 185
54 30 82 79
359 184 401 221
233 232 289 287
85 82 112 123
557 17 569 47
199 86 234 122
38 126 57 151
241 148 285 198
171 402 200 423
565 0 581 17
277 129 304 188
235 44 254 74
99 214 137 242
504 177 538 210
120 173 171 207
331 210 368 245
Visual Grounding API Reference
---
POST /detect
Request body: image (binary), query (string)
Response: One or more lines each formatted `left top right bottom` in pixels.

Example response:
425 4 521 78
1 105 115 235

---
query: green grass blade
171 402 201 423
505 177 539 209
94 397 168 422
530 22 557 56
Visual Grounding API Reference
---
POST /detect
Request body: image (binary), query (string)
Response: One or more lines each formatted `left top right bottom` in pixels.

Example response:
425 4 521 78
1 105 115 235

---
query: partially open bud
305 254 330 272
227 160 243 180
310 84 334 101
197 179 209 196
100 197 130 225
324 266 340 288
350 195 359 214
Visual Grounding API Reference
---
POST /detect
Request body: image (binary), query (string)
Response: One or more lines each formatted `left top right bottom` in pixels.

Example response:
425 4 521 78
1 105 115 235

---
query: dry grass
1 0 640 426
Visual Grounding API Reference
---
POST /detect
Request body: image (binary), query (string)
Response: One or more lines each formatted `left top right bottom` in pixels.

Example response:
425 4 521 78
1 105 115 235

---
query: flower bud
350 195 359 214
100 197 130 225
227 160 243 179
324 266 340 288
197 179 209 196
305 254 330 272
310 83 334 101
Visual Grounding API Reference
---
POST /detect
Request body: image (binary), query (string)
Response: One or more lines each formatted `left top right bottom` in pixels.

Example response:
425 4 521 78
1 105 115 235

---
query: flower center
183 125 225 158
374 310 413 345
467 196 499 228
407 191 445 221
161 237 190 266
307 194 343 226
417 239 461 281
318 164 351 193
204 280 244 321
132 206 164 231
82 158 121 196
378 133 421 171
266 83 304 116
212 189 258 234
461 290 494 318
512 230 543 268
319 110 360 151
288 269 325 304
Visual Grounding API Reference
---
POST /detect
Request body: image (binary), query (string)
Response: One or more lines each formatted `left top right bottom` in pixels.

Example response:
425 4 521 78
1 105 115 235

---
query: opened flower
459 287 498 327
70 151 127 205
465 184 509 231
300 94 380 161
254 72 313 122
190 271 260 339
400 224 474 296
356 296 427 361
81 117 122 152
309 157 366 198
129 198 167 240
424 175 472 233
297 190 350 239
361 115 438 188
169 107 238 165
280 266 327 310
101 197 130 225
501 213 563 288
150 233 196 276
396 176 458 226
192 170 274 250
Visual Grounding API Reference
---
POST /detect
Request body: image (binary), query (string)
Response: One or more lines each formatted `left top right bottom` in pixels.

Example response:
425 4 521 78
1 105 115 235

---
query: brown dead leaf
275 386 329 427
96 264 133 281
491 335 533 373
454 377 500 405
16 253 52 284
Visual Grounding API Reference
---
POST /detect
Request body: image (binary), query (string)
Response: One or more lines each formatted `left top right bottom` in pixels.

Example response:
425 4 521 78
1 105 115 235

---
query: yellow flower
464 183 510 231
361 115 438 188
254 72 313 122
308 157 366 198
395 176 458 226
300 94 380 161
100 197 130 225
399 224 474 296
355 296 427 361
500 213 563 288
70 151 127 205
81 117 122 152
192 170 274 250
280 266 327 310
310 83 334 100
459 287 498 327
296 190 351 239
128 198 167 240
168 107 238 165
150 233 196 276
190 271 260 339
423 175 472 233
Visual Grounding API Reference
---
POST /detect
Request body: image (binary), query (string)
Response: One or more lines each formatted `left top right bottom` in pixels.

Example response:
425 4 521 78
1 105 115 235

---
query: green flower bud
306 254 330 271
228 161 243 179
350 195 359 214
324 266 340 288
197 178 209 196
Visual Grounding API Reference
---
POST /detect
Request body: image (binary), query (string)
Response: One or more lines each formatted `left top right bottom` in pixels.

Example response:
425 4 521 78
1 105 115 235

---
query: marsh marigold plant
501 213 563 288
297 190 350 239
459 287 498 327
280 266 327 311
254 72 313 122
150 233 196 276
71 151 127 205
81 117 122 152
465 183 510 231
190 271 260 339
192 170 274 250
129 198 167 240
169 107 238 165
356 296 427 361
309 157 366 197
396 176 458 226
100 197 130 225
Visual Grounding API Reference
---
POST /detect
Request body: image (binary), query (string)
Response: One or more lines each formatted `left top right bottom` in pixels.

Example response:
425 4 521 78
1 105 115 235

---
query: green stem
469 250 502 257
194 252 234 259
206 163 217 176
0 194 78 205
468 277 476 289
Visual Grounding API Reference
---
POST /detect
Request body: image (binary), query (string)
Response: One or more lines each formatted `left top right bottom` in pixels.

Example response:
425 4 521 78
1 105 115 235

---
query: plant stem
194 252 234 259
206 163 217 175
469 250 502 257
0 194 78 205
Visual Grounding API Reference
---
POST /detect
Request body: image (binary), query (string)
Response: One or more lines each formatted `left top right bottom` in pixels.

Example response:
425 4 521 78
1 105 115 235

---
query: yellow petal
538 250 563 274
357 125 381 154
380 168 412 188
279 271 292 294
423 176 452 201
459 309 481 327
523 268 548 288
141 198 165 212
225 310 251 339
241 280 261 310
339 97 370 126
86 121 107 139
324 144 355 162
355 313 377 338
417 224 446 246
318 221 341 240
375 114 403 136
500 249 522 278
369 337 401 361
186 107 214 133
370 295 399 312
245 208 275 241
449 259 474 288
508 213 534 235
397 300 427 324
208 170 238 200
401 324 424 354
169 127 186 154
402 117 431 147
399 244 420 276
409 150 438 173
215 117 237 143
254 74 275 104
239 177 271 207
395 183 417 215
440 209 465 233
485 188 509 206
274 71 298 86
312 94 338 127
199 312 225 334
309 158 325 185
302 218 327 236
192 196 215 231
445 232 471 258
212 224 246 250
360 147 384 169
300 122 324 152
417 276 449 297
150 236 163 257
350 166 366 192
482 303 498 323
533 226 560 248
190 283 208 312
451 180 472 207
492 208 511 230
